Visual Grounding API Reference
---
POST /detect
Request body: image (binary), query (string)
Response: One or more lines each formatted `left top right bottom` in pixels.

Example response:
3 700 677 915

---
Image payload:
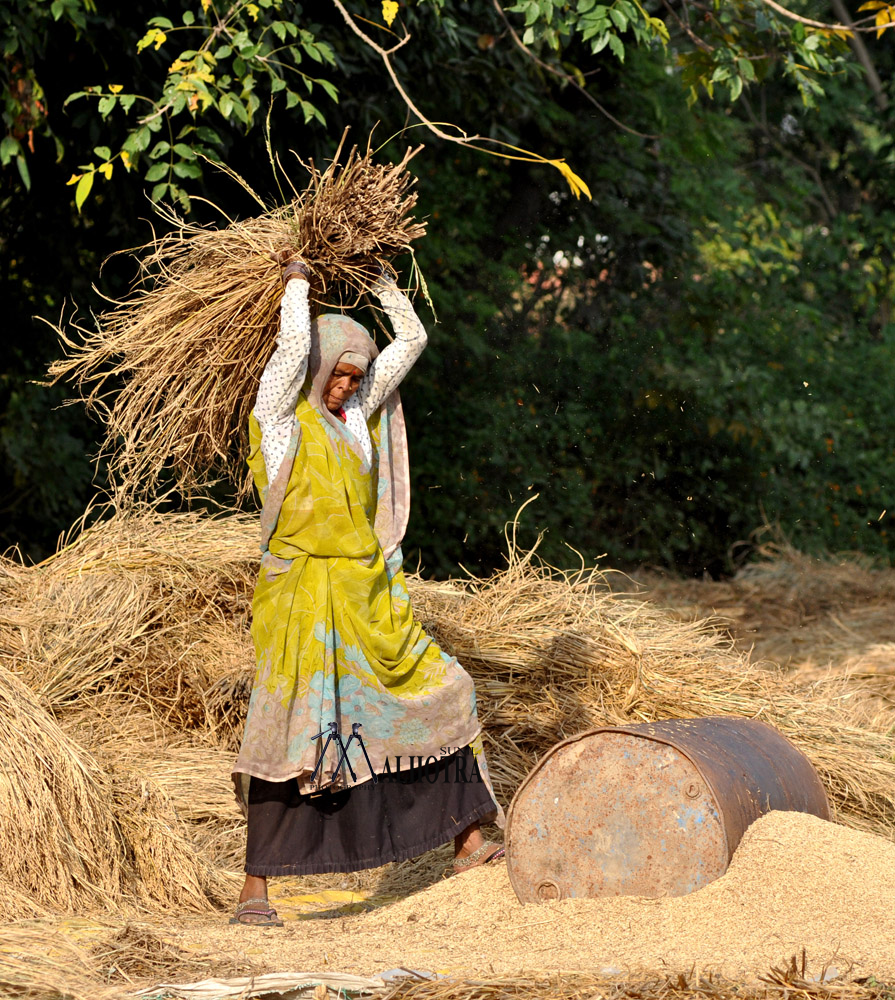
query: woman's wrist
372 265 399 294
283 260 311 284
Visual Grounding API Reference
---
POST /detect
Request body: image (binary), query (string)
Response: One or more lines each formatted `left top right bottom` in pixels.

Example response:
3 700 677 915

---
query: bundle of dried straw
48 135 426 500
635 535 895 714
0 663 122 913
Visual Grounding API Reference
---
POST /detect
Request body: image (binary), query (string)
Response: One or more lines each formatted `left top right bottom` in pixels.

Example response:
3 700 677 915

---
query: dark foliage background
2 0 893 576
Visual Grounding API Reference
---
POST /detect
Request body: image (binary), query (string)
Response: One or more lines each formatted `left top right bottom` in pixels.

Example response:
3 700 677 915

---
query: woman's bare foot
240 874 268 903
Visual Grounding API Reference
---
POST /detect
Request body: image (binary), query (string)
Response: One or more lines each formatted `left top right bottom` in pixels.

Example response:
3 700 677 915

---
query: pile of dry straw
2 506 895 924
637 531 895 711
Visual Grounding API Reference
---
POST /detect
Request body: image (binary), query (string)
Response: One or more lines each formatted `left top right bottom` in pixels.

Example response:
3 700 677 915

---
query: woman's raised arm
253 266 311 483
356 275 428 420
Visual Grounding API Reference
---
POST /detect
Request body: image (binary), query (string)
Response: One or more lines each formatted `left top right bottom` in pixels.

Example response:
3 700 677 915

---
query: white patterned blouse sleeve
252 278 310 483
357 279 428 420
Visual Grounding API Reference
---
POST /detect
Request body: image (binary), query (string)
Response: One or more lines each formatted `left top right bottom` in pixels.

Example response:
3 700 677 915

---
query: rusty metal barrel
505 716 830 903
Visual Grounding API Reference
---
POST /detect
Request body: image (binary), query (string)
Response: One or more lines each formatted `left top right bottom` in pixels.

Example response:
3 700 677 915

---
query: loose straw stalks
2 506 895 914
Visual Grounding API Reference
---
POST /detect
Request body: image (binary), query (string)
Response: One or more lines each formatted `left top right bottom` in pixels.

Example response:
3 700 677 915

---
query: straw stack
634 535 895 713
2 506 895 897
407 546 895 835
0 663 122 913
0 652 236 914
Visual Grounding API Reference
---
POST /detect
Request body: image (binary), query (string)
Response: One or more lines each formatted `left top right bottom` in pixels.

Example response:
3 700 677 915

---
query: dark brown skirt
245 745 497 876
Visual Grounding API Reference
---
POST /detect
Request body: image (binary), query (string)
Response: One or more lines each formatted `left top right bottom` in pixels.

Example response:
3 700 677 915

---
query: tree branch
329 0 594 201
330 0 481 143
660 0 715 53
758 0 879 33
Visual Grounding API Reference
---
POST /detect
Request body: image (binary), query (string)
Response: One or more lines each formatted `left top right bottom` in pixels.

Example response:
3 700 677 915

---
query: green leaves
41 3 344 210
509 0 662 61
1 0 858 222
0 135 21 165
144 162 167 182
74 171 93 211
504 0 846 104
122 127 152 154
1 136 32 190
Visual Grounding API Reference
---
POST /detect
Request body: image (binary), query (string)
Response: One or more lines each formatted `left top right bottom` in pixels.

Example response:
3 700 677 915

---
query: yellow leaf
201 0 212 10
876 6 895 35
137 27 167 53
121 150 132 170
99 161 114 179
382 0 399 27
66 173 82 186
169 59 190 73
74 171 94 213
108 84 123 94
246 2 260 19
550 159 592 201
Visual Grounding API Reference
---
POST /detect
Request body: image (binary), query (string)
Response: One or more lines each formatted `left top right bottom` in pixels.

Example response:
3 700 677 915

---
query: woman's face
322 361 363 412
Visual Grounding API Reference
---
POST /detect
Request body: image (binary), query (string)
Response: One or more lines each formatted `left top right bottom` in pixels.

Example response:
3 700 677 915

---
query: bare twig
330 0 593 201
331 0 482 144
660 0 715 53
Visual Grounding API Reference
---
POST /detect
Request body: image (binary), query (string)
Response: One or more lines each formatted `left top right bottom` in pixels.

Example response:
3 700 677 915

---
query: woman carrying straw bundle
231 259 506 926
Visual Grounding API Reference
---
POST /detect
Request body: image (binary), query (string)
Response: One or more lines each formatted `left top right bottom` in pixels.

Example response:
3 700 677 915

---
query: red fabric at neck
337 406 346 423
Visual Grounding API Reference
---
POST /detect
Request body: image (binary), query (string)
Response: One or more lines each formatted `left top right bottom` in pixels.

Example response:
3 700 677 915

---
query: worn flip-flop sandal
230 896 285 926
451 841 506 875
